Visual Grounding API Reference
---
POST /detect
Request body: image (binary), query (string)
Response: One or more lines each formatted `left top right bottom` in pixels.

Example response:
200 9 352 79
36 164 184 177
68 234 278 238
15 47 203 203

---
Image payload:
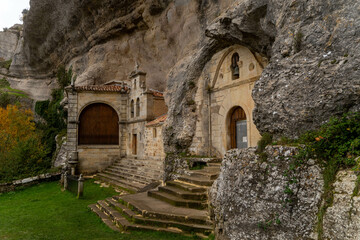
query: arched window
131 100 134 118
231 53 240 79
229 107 247 149
78 103 119 145
136 98 140 117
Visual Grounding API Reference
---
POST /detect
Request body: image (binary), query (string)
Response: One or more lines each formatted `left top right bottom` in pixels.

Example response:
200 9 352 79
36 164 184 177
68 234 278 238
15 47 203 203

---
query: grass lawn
0 180 199 240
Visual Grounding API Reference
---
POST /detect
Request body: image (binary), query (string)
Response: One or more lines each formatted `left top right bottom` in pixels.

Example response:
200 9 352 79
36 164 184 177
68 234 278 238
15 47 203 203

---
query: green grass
0 180 197 240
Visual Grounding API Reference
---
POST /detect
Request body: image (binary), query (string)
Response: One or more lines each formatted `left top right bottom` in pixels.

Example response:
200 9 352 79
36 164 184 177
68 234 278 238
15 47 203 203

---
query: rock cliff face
2 0 358 137
211 147 360 240
164 0 360 150
210 146 324 240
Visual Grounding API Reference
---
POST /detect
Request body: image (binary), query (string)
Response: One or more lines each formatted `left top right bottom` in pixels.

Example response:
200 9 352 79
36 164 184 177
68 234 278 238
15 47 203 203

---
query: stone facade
189 45 265 157
66 71 167 174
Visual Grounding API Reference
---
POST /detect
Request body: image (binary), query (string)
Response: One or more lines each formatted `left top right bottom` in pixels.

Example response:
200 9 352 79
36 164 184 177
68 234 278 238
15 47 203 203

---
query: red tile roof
150 89 164 97
146 114 167 127
74 85 130 93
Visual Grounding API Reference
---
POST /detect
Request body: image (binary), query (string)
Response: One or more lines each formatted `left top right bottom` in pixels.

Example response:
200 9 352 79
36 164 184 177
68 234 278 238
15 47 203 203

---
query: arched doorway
229 107 247 149
78 103 119 145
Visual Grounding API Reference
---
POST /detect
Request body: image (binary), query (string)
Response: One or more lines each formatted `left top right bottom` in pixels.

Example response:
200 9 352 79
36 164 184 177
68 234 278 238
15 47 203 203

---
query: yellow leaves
0 105 37 154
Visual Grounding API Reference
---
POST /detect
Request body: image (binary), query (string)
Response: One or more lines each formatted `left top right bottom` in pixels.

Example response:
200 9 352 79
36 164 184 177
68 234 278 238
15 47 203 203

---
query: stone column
66 88 79 174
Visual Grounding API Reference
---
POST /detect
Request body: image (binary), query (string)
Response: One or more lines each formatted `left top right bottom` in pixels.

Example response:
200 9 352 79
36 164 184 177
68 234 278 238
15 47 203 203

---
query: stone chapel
65 44 265 178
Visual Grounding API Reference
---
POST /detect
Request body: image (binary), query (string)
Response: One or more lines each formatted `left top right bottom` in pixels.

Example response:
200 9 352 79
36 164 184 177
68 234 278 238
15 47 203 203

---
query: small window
153 128 157 138
231 53 240 80
136 98 140 117
131 100 134 118
134 79 137 89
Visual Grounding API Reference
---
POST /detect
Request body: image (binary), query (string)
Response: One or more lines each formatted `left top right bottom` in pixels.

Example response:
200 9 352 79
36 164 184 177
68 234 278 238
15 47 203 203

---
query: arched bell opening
230 52 240 80
78 103 119 145
228 106 247 149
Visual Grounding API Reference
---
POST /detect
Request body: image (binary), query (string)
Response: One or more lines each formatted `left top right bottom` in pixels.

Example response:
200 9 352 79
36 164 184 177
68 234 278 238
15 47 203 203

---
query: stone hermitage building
65 70 167 175
65 45 264 177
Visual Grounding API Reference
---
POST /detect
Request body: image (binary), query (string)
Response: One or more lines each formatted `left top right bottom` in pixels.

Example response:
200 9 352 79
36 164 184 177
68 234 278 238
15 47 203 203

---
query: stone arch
210 45 263 88
78 103 119 145
78 100 121 120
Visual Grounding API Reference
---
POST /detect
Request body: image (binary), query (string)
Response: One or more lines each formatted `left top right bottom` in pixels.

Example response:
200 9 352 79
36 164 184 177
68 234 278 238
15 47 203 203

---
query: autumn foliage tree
0 105 48 182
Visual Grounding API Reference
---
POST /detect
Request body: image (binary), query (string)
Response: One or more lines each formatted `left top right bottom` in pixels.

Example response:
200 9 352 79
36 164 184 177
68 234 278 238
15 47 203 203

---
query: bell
233 65 239 77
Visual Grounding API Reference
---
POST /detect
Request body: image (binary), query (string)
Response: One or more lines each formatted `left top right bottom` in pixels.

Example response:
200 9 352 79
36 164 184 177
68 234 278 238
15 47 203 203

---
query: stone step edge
148 191 208 210
103 169 159 184
88 204 121 232
167 181 208 193
109 165 163 175
177 176 214 187
97 172 148 187
105 198 213 233
100 171 154 188
158 185 208 201
114 195 211 226
95 174 143 193
91 202 184 235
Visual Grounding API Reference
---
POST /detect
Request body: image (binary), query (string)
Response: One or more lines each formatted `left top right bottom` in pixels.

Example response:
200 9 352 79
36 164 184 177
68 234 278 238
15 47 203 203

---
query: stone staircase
95 157 164 193
90 160 221 237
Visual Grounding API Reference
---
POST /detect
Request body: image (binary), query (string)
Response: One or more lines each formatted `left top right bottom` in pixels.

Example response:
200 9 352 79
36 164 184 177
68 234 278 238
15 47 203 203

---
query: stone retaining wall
0 173 61 193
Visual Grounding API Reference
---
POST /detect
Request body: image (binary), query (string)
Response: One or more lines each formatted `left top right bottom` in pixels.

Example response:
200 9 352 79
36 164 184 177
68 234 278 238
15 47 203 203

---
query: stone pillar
66 88 79 173
63 172 68 190
77 174 84 198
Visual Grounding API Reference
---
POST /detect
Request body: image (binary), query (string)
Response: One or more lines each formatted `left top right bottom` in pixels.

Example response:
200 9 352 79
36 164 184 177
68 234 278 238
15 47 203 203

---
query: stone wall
77 146 120 174
144 124 165 160
210 146 324 240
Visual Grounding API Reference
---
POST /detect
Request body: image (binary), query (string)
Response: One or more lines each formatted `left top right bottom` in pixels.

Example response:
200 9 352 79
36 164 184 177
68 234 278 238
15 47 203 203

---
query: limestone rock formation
2 0 357 138
164 0 360 149
322 170 360 240
0 25 20 61
210 146 323 240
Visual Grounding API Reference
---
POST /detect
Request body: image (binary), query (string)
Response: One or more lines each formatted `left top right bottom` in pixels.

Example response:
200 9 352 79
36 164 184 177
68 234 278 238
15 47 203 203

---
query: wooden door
230 107 247 149
78 103 119 145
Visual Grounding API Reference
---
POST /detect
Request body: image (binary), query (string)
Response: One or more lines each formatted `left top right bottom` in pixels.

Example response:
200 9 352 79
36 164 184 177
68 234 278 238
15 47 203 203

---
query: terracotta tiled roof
146 114 167 127
74 85 130 93
149 89 164 97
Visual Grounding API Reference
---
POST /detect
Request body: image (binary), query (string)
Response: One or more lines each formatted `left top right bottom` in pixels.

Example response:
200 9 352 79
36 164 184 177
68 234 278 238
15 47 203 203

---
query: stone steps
158 185 207 201
108 165 162 181
90 157 221 237
105 197 212 234
102 169 156 186
177 175 214 187
95 157 164 192
96 173 145 192
148 190 207 210
89 202 184 234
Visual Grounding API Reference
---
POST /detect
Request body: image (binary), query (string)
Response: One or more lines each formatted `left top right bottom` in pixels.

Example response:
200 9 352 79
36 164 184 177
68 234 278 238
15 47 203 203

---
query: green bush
0 77 10 87
0 134 49 182
256 132 273 153
0 92 12 108
0 60 12 70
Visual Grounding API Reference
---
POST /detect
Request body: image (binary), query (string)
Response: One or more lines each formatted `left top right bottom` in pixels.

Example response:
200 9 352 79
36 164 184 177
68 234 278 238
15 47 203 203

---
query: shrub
256 132 273 153
0 105 48 182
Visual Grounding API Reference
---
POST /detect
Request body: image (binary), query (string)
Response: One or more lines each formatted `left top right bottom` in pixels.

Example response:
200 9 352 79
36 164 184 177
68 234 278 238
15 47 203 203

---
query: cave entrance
229 107 247 149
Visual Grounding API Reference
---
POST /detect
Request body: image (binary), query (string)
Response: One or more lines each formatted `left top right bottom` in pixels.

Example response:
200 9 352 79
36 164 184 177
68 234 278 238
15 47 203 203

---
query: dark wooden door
78 103 119 145
230 107 247 149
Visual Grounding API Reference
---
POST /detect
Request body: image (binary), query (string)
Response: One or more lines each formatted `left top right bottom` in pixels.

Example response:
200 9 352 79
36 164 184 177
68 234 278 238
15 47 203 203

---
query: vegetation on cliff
35 66 72 161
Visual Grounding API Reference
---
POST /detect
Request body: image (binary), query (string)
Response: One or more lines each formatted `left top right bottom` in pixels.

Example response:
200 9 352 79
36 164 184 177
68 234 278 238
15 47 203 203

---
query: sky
0 0 30 30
